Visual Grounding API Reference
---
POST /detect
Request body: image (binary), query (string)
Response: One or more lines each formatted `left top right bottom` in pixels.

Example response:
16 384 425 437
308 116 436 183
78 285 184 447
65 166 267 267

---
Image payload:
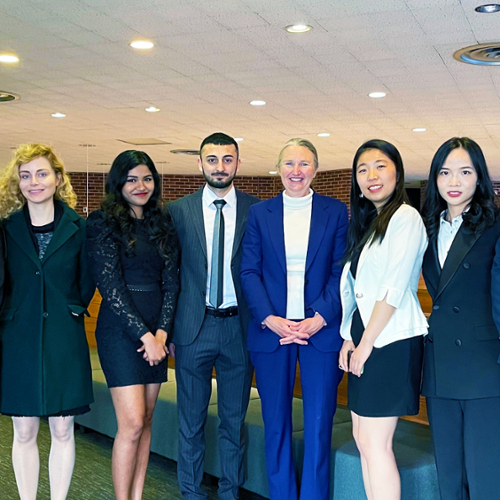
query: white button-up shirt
438 211 464 269
202 184 237 308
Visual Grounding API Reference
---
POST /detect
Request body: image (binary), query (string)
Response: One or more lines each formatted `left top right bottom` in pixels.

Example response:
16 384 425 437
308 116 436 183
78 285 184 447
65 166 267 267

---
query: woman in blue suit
240 138 348 500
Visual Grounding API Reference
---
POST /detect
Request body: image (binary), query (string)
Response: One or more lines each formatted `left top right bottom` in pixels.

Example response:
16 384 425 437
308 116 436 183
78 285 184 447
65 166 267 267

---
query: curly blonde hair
0 143 77 219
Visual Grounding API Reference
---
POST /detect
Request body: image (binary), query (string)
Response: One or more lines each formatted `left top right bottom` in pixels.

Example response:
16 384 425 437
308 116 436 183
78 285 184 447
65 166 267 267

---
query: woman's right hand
138 332 167 366
339 339 355 372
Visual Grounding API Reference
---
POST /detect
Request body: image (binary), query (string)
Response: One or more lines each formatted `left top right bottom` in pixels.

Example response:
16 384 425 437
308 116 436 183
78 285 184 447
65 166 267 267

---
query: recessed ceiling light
317 133 330 137
51 112 66 118
234 137 244 142
269 170 278 175
0 54 19 64
412 127 427 133
475 4 500 13
285 24 312 33
368 91 386 99
250 100 266 106
130 40 154 49
145 106 160 113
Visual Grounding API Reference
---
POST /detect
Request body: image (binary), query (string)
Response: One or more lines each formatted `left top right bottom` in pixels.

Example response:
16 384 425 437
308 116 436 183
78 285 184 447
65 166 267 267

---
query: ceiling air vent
0 91 20 102
454 43 500 65
170 149 200 155
118 138 171 146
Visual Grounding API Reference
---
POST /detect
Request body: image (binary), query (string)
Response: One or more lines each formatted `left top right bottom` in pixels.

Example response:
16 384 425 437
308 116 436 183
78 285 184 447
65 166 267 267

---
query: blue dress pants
251 342 343 500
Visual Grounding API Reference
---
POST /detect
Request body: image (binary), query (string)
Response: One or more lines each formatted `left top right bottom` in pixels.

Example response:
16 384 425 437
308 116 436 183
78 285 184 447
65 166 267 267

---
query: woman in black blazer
422 137 500 500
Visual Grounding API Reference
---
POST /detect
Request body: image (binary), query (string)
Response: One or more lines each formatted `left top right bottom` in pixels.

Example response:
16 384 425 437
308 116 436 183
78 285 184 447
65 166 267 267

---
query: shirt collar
440 209 464 226
203 184 236 209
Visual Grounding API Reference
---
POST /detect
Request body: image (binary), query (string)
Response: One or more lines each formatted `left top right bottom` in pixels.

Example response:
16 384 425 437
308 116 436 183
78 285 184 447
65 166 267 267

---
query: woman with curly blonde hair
0 143 77 218
0 143 94 500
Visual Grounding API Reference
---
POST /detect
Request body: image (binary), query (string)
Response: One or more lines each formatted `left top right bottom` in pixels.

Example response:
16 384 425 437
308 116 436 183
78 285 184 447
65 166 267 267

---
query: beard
203 170 236 190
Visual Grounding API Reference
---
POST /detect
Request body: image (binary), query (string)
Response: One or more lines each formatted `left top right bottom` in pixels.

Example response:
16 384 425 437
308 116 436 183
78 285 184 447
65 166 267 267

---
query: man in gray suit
168 132 260 500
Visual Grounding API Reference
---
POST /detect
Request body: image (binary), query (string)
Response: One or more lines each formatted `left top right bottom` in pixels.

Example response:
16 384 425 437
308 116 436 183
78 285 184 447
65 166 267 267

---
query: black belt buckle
206 306 238 318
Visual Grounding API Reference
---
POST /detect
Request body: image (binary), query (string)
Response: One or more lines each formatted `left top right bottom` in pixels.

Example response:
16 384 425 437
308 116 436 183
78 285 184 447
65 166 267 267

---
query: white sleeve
375 206 428 309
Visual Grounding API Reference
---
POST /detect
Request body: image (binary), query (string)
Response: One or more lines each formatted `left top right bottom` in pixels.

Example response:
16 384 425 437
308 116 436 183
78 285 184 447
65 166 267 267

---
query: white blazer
340 204 428 348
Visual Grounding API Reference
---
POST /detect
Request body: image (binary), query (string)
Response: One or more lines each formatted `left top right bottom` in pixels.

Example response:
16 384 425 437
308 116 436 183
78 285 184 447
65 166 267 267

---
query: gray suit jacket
167 187 260 346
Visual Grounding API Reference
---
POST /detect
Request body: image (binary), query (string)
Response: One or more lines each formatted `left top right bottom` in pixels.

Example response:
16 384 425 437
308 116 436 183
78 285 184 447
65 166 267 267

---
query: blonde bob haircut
0 143 77 219
275 138 319 171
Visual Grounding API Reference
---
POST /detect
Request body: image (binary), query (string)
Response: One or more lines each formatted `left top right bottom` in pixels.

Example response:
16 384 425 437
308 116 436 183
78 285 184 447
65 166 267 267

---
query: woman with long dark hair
0 143 94 500
423 137 500 499
86 150 178 500
339 139 428 500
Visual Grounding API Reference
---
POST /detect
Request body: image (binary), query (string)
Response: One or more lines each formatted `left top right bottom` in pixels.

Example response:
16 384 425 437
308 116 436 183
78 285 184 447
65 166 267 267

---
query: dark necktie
209 199 226 309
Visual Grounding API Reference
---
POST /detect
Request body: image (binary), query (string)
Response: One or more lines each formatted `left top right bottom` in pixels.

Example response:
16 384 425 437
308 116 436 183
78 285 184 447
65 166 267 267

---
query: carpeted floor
0 415 266 500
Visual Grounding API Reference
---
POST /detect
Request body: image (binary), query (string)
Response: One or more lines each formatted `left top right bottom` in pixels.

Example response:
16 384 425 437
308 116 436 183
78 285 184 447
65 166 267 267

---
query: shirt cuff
314 310 327 326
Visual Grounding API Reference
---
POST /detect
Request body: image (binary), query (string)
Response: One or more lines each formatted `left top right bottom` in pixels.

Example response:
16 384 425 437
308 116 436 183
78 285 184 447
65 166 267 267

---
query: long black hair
101 150 176 258
422 137 498 241
345 139 409 262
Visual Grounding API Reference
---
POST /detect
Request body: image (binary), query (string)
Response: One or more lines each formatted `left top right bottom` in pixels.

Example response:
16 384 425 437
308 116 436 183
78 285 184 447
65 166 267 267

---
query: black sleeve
157 210 180 338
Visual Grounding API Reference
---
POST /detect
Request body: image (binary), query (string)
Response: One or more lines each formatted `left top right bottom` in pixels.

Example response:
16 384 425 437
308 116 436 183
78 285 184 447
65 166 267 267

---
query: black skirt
96 287 168 388
347 308 424 417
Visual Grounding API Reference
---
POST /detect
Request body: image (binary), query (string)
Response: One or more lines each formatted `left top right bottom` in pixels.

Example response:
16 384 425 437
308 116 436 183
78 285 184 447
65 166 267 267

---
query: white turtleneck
283 189 313 319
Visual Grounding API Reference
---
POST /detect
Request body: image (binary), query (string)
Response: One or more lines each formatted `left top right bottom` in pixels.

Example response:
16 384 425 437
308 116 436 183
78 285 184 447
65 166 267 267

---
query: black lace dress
86 211 178 388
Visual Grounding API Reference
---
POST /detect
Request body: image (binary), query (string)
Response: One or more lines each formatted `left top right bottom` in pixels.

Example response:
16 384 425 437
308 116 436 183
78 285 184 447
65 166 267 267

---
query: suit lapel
232 189 250 258
422 239 441 298
4 210 40 267
305 193 329 271
42 206 79 263
187 188 207 259
436 225 481 298
265 193 287 274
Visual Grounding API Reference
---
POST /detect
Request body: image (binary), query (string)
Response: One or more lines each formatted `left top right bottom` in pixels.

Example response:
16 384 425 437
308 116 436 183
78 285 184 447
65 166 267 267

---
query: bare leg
130 384 161 500
48 416 75 500
351 412 373 500
110 385 152 500
353 413 400 500
12 417 40 500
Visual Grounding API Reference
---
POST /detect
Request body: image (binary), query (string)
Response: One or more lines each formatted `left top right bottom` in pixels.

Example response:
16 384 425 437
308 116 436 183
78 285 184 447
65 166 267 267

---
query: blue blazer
240 192 348 353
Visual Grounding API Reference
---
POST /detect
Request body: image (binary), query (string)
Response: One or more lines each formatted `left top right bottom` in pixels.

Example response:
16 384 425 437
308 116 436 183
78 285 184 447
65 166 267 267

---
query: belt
205 306 238 318
127 284 160 292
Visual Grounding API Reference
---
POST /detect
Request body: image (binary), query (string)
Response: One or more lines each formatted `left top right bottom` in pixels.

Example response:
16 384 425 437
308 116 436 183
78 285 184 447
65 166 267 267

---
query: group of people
0 131 498 500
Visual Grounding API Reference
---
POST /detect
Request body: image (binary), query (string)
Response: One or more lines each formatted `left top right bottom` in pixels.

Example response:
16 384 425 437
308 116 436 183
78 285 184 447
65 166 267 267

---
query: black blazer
422 218 500 399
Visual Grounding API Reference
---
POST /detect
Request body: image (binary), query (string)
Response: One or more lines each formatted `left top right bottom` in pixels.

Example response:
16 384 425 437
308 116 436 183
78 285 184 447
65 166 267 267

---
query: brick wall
313 170 352 206
68 169 353 217
69 172 106 216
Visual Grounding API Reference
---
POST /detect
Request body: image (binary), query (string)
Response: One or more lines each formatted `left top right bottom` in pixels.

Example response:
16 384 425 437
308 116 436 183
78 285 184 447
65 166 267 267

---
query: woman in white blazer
339 139 428 500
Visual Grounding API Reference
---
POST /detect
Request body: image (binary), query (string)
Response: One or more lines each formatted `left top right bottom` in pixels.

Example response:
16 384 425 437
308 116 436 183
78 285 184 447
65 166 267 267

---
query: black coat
0 225 4 309
422 218 500 399
0 202 95 416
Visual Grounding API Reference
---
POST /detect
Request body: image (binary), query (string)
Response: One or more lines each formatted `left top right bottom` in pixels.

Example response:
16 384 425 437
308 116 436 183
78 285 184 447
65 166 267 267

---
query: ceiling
1 0 500 179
